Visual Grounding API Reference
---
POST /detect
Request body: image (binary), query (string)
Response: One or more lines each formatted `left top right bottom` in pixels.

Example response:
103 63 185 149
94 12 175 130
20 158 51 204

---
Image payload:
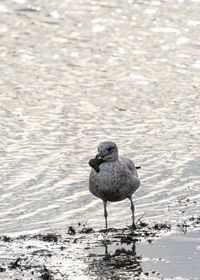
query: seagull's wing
120 156 139 177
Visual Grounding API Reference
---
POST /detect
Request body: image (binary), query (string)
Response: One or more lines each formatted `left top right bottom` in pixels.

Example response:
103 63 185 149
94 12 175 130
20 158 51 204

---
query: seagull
89 141 140 230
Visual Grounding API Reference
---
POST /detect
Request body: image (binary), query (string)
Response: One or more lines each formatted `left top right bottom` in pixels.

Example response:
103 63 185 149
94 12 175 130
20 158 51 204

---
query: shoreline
0 216 199 279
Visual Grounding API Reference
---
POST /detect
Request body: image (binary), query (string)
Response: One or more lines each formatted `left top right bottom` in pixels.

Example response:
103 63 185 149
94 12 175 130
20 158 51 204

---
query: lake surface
0 0 200 278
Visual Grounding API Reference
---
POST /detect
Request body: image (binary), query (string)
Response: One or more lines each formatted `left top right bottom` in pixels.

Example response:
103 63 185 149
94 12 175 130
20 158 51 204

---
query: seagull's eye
107 147 113 152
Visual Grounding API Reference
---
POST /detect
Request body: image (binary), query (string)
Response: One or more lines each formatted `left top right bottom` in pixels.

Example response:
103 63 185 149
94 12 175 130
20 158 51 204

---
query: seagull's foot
131 222 137 231
126 223 137 232
99 228 108 233
99 227 117 233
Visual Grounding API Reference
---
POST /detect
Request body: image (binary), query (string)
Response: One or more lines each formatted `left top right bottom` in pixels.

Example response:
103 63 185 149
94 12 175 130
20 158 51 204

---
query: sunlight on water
0 0 199 238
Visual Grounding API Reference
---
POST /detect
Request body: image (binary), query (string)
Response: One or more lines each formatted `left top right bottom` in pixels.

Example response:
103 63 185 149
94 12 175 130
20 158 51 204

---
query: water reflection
88 233 142 279
86 228 200 279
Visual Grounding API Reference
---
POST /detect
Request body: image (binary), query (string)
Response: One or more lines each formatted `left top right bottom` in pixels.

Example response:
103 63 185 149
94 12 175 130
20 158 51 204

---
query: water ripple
0 0 199 235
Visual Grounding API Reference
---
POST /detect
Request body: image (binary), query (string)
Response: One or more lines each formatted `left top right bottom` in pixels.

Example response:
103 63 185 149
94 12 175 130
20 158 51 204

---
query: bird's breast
95 162 127 193
89 156 140 202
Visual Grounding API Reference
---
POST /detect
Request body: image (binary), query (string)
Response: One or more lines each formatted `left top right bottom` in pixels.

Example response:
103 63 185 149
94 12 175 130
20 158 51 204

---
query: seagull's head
97 141 118 162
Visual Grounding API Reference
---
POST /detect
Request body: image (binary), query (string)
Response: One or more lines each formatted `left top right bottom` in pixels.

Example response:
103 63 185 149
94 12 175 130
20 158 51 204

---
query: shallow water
0 0 200 278
1 0 199 235
138 230 200 279
91 229 200 279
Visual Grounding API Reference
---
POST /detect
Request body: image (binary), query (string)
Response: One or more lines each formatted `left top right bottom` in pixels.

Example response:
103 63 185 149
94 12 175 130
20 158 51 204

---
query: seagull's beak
96 153 107 161
95 153 108 161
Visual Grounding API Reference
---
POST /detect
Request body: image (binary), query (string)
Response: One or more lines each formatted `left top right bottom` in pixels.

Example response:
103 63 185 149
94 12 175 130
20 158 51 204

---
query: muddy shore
0 216 199 280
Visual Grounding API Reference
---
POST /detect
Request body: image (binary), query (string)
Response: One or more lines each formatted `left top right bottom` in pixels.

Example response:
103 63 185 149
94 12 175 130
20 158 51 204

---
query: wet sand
0 214 199 280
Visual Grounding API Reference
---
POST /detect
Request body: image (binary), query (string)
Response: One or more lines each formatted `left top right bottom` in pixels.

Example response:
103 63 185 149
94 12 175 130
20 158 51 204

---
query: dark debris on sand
153 223 171 231
0 235 12 242
0 217 199 279
40 266 54 280
68 226 76 235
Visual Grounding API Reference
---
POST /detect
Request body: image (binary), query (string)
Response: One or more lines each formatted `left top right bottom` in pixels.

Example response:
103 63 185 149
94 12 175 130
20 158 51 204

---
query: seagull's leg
129 196 136 230
103 201 108 230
